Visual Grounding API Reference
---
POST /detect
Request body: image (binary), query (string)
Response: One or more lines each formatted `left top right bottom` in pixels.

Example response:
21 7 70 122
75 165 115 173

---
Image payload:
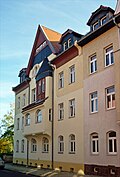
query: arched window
108 131 117 154
31 138 37 152
16 140 19 152
36 110 42 123
91 133 99 154
25 113 30 126
42 137 49 153
69 134 75 153
21 139 25 153
58 135 64 153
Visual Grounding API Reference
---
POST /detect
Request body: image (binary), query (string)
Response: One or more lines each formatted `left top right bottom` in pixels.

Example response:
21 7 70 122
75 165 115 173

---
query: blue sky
0 0 116 120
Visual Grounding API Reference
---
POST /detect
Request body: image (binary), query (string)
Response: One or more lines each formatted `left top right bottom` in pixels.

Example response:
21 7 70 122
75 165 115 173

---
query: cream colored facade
53 48 84 172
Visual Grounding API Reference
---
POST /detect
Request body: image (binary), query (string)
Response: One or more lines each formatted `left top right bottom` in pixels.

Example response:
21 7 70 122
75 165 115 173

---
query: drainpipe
113 16 120 48
27 140 29 166
50 64 55 170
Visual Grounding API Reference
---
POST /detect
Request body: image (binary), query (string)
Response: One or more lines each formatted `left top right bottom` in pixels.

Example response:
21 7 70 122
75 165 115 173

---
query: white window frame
42 137 49 153
101 16 107 25
31 138 37 152
68 38 72 48
59 72 64 89
108 131 117 155
105 46 114 67
91 133 99 154
69 134 75 153
69 65 75 83
21 139 25 153
90 91 98 113
23 94 26 107
69 99 75 117
17 118 20 130
90 55 97 74
32 88 36 103
21 117 24 130
93 21 99 30
58 136 64 153
36 110 42 123
58 103 64 120
18 97 20 109
26 114 30 126
106 86 115 110
16 140 19 152
63 41 67 51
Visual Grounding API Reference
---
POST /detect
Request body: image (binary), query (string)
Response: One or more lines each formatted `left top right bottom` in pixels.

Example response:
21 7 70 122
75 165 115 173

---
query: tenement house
13 2 120 176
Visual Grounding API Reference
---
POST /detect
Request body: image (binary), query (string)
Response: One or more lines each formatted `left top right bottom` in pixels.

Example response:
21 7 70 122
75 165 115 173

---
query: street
0 169 35 177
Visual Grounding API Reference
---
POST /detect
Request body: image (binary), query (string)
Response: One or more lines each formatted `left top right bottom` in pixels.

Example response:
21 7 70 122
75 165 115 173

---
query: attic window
63 42 67 51
101 16 107 25
93 21 99 30
68 38 72 48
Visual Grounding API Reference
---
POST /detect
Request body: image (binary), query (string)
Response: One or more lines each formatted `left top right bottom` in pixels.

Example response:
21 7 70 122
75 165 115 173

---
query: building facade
13 3 120 177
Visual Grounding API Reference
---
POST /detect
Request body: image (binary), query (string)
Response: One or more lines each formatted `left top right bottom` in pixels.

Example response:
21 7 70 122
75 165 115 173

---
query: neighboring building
13 3 120 177
78 5 120 176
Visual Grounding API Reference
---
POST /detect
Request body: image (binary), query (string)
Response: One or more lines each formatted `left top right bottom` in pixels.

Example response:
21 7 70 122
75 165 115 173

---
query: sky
0 0 116 121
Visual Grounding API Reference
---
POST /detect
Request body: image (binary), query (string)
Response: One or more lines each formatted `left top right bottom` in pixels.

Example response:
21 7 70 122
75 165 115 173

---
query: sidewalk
4 163 103 177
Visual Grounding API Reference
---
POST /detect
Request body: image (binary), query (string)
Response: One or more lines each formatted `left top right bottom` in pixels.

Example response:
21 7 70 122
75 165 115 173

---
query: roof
59 29 82 43
87 5 114 26
41 25 61 42
26 25 61 76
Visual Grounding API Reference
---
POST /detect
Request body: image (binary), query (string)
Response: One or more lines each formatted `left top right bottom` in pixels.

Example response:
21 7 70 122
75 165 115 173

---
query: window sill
106 107 116 111
69 116 75 118
42 152 49 153
90 111 98 115
69 152 75 154
91 153 99 156
105 63 114 68
107 153 117 156
69 81 75 85
89 71 97 75
58 152 64 154
58 118 64 121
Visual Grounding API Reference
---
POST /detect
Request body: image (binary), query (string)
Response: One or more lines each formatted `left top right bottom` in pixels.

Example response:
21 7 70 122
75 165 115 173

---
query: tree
0 104 14 154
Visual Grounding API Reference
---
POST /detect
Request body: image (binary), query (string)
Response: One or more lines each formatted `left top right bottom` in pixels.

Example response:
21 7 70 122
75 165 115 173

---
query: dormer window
68 38 72 48
101 16 107 25
93 21 99 30
63 42 67 51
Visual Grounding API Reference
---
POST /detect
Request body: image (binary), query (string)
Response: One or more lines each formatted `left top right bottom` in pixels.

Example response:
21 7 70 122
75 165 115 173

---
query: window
58 103 64 120
21 117 24 130
106 86 115 109
69 65 75 83
105 46 114 67
93 21 99 30
16 140 19 152
58 136 64 153
23 94 26 107
49 109 52 121
25 113 30 126
90 55 97 74
101 16 107 25
32 88 36 103
59 72 64 89
21 139 25 153
108 131 117 154
90 91 98 113
18 97 20 109
38 78 45 94
91 133 99 154
69 134 75 153
69 99 75 117
36 110 42 123
63 42 67 51
17 118 20 130
42 137 49 153
31 138 37 152
68 38 72 48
